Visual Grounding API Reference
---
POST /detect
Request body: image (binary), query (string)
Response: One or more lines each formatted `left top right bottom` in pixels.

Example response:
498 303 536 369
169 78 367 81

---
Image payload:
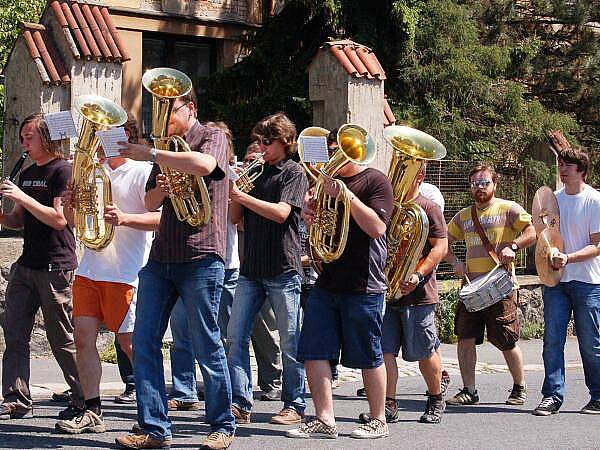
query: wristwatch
510 242 519 252
149 148 158 163
414 272 425 284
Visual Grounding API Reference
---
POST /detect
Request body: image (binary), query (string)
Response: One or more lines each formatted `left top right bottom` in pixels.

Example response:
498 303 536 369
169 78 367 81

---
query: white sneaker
350 417 389 439
286 418 338 439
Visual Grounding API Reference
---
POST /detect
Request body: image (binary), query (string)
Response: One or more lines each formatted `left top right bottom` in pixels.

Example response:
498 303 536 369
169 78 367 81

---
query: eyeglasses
172 103 188 114
258 136 279 146
470 179 493 189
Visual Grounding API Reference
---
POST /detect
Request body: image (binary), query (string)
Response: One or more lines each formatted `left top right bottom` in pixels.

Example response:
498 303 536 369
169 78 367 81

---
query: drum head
532 186 560 235
535 228 564 287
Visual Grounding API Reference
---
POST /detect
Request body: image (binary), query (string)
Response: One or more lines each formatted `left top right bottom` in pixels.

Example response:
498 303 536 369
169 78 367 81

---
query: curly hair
251 112 297 157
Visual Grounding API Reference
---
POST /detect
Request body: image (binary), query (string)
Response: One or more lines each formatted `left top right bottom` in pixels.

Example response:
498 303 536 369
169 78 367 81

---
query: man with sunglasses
444 164 536 407
228 112 308 426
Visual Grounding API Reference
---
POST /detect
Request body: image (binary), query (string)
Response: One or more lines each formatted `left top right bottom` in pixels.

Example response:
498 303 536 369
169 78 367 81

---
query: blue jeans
169 298 198 402
542 281 600 403
133 257 235 439
219 268 240 341
227 272 305 413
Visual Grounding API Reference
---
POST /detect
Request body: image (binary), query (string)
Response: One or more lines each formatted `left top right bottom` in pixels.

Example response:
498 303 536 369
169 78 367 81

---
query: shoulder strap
471 205 500 265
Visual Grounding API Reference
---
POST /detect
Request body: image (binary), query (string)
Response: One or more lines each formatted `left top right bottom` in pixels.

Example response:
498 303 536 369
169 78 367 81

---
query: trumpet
235 153 265 193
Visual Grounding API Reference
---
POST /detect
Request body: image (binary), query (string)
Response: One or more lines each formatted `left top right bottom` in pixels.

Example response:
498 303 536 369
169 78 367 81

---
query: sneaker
199 431 234 449
167 399 201 411
0 401 32 420
419 394 445 424
55 409 106 434
358 398 400 424
356 387 367 397
51 389 72 403
115 433 172 449
231 404 251 424
271 407 303 425
286 417 338 439
331 379 342 390
506 384 527 405
580 399 600 415
350 417 389 439
115 389 137 404
58 404 85 420
259 389 281 401
446 387 479 406
532 397 561 416
425 370 451 397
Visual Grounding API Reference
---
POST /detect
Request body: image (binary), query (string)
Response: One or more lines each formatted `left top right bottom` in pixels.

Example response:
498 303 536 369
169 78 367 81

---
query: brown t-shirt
315 168 393 294
145 121 228 263
395 194 447 307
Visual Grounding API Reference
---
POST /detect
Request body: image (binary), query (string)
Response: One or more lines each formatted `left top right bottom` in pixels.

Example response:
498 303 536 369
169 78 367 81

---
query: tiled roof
384 98 396 126
322 40 387 80
21 22 70 86
49 0 130 62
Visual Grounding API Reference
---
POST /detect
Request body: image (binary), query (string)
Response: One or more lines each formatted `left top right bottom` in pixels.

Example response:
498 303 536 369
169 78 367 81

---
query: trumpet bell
337 123 375 165
75 95 128 127
384 125 447 161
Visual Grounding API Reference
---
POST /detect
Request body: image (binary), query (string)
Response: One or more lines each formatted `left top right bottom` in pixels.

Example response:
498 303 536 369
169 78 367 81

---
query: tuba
299 124 376 263
235 153 265 193
142 67 211 227
72 95 127 250
384 125 446 302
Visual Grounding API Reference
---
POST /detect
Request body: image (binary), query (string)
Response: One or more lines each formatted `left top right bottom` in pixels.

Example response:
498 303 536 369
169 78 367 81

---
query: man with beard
444 164 536 406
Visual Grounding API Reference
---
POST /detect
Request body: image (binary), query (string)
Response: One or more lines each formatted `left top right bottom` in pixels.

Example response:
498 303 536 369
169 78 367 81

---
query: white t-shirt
77 160 154 287
420 182 445 212
225 219 240 270
555 184 600 284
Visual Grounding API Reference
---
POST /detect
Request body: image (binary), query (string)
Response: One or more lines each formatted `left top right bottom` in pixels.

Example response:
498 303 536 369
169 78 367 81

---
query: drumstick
477 263 501 286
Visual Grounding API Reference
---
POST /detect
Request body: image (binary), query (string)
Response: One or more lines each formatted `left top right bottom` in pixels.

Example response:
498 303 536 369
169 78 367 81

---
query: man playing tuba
116 88 235 450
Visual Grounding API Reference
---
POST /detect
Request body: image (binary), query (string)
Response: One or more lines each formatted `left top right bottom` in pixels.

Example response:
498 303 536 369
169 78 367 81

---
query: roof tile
322 39 387 80
21 23 71 86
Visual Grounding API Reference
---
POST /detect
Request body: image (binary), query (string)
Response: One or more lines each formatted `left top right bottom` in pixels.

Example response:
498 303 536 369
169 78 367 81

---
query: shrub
436 288 460 344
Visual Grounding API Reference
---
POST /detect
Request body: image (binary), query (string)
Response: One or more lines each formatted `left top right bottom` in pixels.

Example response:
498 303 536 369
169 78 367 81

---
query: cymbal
532 186 560 235
535 228 564 287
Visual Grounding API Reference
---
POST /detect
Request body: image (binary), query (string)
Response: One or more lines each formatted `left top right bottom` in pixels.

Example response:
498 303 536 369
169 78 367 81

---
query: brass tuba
384 125 446 302
299 124 376 263
142 67 211 227
72 95 127 250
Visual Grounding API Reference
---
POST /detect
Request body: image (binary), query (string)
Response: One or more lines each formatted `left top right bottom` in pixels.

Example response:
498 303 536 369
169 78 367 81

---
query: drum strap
471 205 500 265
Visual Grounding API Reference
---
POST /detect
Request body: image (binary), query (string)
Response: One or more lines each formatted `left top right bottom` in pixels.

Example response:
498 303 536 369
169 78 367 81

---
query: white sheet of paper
227 165 240 181
45 111 78 141
96 127 128 158
298 136 329 163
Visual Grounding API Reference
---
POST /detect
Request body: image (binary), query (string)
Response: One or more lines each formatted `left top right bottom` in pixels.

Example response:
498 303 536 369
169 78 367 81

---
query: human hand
229 180 245 203
399 272 420 296
104 204 128 226
551 250 568 269
118 142 153 161
156 174 171 195
500 245 516 265
0 180 28 204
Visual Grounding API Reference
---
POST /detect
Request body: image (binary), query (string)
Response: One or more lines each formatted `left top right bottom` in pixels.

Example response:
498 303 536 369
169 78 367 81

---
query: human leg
251 303 282 394
218 268 239 342
169 297 198 403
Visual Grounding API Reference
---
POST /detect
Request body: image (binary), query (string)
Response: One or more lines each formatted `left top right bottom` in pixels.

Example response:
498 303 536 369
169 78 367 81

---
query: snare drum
459 266 515 312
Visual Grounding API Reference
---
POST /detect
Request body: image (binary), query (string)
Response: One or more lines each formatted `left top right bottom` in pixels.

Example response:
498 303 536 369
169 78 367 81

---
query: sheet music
298 136 329 163
45 111 78 141
228 165 240 181
96 127 128 158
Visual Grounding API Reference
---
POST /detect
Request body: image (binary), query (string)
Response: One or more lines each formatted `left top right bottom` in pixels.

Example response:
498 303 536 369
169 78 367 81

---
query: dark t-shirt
316 168 393 294
146 121 228 263
394 194 447 307
241 158 308 279
17 158 77 270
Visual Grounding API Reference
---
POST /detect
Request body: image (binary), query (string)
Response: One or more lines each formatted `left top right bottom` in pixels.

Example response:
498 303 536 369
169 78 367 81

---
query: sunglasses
258 136 279 146
470 179 492 189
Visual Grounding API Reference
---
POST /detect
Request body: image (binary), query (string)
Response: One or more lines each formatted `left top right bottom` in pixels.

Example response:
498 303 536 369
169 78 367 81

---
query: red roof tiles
384 98 396 126
322 40 387 80
21 22 70 86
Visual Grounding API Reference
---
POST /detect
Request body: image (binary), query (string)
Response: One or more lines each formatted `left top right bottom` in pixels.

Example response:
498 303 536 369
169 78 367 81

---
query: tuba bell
142 67 211 227
384 125 446 302
72 95 127 250
299 124 376 263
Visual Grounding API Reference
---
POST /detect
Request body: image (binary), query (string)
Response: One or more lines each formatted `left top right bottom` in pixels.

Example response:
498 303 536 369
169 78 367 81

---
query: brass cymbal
535 228 564 287
532 186 560 235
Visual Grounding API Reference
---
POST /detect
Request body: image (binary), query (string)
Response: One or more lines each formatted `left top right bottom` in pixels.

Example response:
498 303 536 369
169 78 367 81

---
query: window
142 34 215 137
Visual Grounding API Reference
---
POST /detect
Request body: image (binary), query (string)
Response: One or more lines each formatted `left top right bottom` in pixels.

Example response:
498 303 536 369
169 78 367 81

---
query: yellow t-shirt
447 199 531 280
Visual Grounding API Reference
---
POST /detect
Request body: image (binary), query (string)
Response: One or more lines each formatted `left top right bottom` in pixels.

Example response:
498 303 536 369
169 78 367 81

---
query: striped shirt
145 121 228 263
447 198 531 279
240 158 308 279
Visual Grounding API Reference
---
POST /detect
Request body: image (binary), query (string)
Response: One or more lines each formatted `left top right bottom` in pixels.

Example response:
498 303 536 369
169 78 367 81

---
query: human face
258 135 286 164
167 101 192 137
558 158 585 185
20 121 49 164
470 170 496 205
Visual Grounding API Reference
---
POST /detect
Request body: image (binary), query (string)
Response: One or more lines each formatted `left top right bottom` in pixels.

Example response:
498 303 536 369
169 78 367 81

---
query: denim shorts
297 287 384 369
382 303 440 362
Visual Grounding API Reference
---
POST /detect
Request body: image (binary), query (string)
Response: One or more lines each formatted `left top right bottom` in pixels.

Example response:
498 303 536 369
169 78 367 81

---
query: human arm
1 180 67 230
551 232 600 268
0 203 25 230
104 205 161 231
444 234 467 279
230 181 292 224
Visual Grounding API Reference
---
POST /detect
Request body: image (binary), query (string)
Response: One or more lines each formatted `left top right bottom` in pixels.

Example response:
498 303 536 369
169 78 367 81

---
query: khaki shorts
73 275 135 333
454 291 520 351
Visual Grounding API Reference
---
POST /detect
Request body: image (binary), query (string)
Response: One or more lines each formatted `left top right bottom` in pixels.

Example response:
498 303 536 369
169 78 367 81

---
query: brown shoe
270 407 303 425
0 402 32 420
115 433 172 449
167 399 201 411
230 404 251 424
199 431 234 449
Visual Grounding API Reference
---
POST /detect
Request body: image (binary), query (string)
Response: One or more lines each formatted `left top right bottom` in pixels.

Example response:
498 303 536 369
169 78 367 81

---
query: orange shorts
73 275 135 333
